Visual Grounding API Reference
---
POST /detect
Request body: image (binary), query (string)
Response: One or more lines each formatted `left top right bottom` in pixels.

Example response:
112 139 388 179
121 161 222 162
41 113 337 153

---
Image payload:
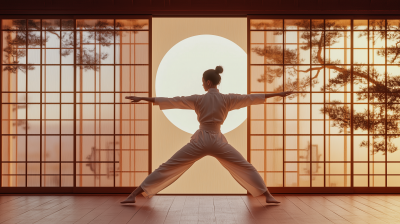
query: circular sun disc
155 35 247 134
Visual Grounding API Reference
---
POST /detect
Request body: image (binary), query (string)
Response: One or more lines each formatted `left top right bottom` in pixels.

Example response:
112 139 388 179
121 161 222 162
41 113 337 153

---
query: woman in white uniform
121 66 292 204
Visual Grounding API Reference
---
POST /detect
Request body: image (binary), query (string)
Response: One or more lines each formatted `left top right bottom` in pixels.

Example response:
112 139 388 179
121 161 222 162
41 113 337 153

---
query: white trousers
141 129 268 198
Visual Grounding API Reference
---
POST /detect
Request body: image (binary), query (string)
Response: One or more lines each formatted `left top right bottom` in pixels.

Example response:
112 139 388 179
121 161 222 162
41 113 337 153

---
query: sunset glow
155 35 247 134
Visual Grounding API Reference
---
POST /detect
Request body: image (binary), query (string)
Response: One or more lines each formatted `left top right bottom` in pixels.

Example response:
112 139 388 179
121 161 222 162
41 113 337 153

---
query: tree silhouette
251 19 400 154
2 19 148 72
2 18 148 146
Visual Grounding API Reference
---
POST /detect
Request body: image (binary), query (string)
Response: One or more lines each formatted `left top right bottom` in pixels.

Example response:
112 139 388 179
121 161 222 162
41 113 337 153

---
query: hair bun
215 66 223 74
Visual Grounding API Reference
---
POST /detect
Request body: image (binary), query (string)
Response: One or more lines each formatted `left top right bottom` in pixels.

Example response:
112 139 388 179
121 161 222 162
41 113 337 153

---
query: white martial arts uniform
141 88 268 198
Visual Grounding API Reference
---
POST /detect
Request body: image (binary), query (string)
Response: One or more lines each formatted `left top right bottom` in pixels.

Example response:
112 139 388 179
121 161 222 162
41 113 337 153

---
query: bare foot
266 195 280 204
120 195 136 203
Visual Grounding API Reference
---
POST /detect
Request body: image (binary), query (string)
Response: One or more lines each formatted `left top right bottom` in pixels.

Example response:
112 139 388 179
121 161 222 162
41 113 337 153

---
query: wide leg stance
213 143 267 197
141 142 206 198
140 131 268 198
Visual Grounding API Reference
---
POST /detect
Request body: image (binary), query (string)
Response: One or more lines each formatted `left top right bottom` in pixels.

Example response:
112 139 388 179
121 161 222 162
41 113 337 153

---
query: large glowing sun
155 35 247 134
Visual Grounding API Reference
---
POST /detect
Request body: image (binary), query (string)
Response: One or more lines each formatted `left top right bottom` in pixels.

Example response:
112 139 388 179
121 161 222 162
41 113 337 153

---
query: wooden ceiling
0 0 399 15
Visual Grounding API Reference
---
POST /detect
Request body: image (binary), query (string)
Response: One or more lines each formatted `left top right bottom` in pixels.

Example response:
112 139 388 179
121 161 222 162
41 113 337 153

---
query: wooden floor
1 194 400 224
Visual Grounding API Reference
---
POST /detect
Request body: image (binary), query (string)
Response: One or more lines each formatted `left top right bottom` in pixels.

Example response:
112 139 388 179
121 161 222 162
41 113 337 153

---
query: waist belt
199 123 221 133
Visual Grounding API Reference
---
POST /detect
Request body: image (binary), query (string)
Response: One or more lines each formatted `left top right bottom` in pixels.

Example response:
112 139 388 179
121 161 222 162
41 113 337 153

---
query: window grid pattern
1 18 150 188
249 19 400 188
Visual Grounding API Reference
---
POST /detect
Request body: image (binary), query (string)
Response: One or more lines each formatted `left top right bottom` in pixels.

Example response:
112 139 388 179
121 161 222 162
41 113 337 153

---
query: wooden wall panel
388 0 400 7
132 0 152 7
114 0 133 6
52 0 75 8
0 0 400 15
169 0 191 8
371 0 387 9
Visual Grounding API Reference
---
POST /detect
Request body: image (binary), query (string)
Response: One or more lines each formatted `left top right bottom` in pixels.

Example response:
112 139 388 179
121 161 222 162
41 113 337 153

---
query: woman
121 66 292 204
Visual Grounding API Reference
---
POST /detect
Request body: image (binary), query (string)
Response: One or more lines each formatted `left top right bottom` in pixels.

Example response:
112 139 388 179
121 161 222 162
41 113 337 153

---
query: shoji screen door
0 17 151 193
248 17 400 193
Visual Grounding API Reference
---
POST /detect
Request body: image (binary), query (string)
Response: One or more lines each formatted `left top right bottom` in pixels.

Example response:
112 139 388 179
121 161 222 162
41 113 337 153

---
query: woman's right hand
279 91 293 97
125 96 142 103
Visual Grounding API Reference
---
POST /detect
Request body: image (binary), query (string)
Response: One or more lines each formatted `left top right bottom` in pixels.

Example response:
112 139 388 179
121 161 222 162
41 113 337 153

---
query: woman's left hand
279 91 293 97
125 96 142 103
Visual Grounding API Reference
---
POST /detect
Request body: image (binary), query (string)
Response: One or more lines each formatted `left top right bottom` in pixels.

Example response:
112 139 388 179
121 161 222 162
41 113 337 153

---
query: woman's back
154 88 266 129
194 88 228 126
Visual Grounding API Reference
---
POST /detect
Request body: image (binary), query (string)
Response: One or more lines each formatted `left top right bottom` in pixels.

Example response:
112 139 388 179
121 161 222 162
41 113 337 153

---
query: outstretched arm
265 91 293 99
126 95 198 110
228 91 293 111
125 96 155 103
